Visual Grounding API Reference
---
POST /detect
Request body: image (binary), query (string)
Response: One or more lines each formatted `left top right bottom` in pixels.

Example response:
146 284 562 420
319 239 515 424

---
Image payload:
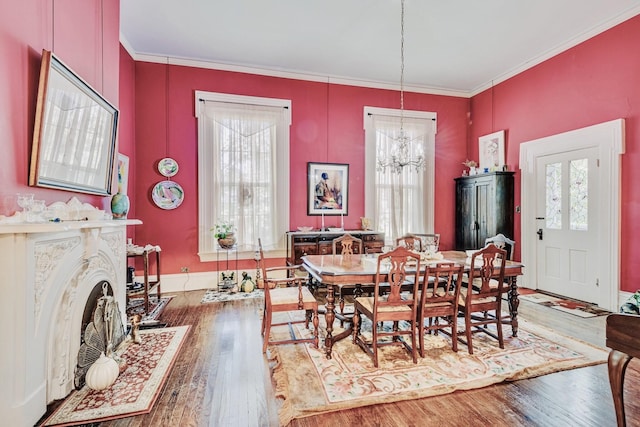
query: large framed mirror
29 49 119 195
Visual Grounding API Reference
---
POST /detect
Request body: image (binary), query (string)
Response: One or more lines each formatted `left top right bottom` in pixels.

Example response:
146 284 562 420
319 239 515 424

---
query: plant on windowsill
212 220 237 249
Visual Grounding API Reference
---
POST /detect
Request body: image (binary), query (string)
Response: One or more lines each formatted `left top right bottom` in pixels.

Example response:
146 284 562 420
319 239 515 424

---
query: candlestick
341 213 344 230
321 212 325 231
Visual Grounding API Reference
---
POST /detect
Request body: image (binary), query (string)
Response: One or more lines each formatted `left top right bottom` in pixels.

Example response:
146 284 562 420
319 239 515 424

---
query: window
364 106 436 245
196 91 291 261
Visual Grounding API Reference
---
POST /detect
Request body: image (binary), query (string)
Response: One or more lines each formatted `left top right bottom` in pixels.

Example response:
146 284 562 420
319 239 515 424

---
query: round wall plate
158 157 179 177
151 180 184 210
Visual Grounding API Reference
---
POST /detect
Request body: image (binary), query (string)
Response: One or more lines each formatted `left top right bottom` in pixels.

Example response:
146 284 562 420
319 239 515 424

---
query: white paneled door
535 148 599 303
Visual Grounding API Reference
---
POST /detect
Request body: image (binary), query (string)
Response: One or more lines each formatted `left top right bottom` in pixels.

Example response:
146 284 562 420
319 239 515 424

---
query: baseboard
135 267 297 294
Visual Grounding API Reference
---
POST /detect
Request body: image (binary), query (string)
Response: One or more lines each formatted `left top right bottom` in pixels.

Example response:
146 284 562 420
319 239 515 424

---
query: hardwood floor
42 290 640 427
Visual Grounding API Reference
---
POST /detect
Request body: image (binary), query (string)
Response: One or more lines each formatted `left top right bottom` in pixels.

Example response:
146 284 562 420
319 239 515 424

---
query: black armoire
454 171 514 250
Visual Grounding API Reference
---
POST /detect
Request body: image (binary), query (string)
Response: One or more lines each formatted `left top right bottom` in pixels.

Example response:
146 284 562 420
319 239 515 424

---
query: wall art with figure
307 162 349 215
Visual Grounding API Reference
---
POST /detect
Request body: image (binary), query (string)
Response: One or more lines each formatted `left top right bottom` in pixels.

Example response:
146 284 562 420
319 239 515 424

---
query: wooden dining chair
411 233 440 253
258 238 319 353
457 243 507 354
418 262 464 355
352 246 421 367
332 233 363 256
484 233 516 260
395 234 423 252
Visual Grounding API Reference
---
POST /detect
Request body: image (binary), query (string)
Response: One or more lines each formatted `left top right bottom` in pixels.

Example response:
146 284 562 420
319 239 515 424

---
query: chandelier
377 0 424 173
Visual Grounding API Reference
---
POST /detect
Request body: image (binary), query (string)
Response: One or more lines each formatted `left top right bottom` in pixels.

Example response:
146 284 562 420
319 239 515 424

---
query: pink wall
0 0 122 215
469 14 640 292
131 63 469 273
6 0 639 292
118 45 136 226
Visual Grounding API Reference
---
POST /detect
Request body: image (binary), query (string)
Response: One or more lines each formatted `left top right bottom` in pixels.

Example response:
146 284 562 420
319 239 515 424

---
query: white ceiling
120 0 640 97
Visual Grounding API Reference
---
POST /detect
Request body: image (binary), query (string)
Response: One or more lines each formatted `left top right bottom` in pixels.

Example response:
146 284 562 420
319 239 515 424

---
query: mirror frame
29 49 119 195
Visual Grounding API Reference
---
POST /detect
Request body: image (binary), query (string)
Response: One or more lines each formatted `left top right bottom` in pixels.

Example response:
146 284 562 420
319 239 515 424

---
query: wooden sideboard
285 230 385 266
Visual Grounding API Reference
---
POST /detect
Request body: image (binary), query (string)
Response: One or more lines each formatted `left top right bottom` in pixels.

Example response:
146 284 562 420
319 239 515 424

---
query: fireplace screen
75 282 126 388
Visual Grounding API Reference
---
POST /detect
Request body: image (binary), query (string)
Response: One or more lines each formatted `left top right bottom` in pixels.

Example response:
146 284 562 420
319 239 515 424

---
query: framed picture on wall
307 162 349 215
479 130 506 172
115 153 129 195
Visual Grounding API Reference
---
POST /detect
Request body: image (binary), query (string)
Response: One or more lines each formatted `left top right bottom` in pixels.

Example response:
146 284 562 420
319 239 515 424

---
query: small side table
127 245 161 314
216 245 238 291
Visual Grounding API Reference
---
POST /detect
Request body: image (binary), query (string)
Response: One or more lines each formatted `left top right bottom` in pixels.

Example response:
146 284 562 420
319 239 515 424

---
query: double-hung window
364 106 436 245
196 91 291 260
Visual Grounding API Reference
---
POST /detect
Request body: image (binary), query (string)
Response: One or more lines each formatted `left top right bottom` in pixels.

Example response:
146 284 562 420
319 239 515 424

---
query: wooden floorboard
38 289 640 427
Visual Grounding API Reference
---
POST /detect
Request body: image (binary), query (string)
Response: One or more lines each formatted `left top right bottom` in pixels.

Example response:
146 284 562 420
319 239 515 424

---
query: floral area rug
200 288 264 304
268 312 608 426
126 296 173 322
42 325 190 426
518 292 610 318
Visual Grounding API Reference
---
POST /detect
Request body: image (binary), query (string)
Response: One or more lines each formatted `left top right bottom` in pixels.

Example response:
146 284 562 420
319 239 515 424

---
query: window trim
363 106 437 239
195 90 291 261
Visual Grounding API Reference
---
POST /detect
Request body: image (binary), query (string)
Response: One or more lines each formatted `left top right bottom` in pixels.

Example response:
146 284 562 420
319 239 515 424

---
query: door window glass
569 158 588 231
545 162 562 229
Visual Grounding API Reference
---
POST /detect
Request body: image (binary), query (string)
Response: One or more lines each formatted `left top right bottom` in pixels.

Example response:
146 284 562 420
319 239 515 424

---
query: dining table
302 250 525 359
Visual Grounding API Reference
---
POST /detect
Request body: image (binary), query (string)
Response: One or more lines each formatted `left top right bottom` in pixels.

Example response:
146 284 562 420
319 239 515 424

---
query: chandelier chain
376 0 424 173
400 0 405 131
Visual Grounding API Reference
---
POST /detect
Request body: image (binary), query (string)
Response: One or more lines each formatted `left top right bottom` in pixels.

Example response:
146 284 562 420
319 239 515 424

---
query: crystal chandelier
377 0 424 173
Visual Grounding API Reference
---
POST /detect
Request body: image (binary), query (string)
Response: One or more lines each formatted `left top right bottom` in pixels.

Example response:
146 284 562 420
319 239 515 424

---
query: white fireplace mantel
0 219 140 426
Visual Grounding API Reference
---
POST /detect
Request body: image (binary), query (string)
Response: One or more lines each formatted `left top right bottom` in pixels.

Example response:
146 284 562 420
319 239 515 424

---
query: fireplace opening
74 281 126 389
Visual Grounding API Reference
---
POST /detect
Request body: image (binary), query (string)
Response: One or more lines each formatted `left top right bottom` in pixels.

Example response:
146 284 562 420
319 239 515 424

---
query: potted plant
212 220 237 249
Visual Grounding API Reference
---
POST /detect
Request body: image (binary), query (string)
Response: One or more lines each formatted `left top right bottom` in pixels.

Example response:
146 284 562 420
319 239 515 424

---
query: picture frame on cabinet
307 162 349 215
479 130 505 172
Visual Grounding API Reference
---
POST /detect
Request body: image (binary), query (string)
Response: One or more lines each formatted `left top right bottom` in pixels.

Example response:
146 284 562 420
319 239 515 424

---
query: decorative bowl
327 227 343 232
297 226 313 232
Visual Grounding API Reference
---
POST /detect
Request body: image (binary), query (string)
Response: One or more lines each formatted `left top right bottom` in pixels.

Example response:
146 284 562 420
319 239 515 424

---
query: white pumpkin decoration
85 352 120 391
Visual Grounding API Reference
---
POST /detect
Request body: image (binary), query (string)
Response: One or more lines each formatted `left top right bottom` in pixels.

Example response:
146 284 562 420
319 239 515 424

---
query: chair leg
419 317 425 358
451 314 458 352
496 309 505 349
411 320 418 364
372 321 379 368
262 310 273 353
464 311 473 354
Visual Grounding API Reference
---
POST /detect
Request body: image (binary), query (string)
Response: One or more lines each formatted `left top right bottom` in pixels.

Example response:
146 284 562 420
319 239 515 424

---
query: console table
285 230 385 266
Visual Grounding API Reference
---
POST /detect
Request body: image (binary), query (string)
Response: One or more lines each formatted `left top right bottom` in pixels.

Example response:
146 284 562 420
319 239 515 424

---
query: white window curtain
364 107 436 246
196 92 291 260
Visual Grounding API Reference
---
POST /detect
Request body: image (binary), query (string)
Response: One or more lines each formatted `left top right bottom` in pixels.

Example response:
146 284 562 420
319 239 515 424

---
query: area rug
201 288 264 304
126 296 174 322
42 325 190 426
518 292 609 318
268 313 608 426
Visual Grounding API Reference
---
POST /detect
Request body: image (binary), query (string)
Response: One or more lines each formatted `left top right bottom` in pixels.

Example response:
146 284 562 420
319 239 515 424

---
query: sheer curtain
197 94 290 259
364 108 436 246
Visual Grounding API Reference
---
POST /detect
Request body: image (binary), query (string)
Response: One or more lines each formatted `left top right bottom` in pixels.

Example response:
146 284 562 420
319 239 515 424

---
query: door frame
519 119 625 312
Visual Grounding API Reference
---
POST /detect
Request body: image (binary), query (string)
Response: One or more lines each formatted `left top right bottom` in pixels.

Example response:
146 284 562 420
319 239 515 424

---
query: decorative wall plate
158 157 179 177
151 181 184 210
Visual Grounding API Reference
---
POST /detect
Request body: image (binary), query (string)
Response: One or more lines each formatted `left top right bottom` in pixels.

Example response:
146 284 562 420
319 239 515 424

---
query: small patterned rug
518 292 609 318
126 296 173 322
42 325 190 426
201 289 264 304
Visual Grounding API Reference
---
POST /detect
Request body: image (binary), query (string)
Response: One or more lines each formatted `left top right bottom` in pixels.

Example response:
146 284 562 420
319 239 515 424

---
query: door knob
536 228 543 240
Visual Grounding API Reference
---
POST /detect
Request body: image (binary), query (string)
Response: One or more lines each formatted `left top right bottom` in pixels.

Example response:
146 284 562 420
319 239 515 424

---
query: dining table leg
507 276 519 336
325 284 336 359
